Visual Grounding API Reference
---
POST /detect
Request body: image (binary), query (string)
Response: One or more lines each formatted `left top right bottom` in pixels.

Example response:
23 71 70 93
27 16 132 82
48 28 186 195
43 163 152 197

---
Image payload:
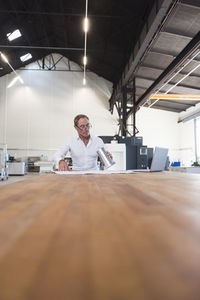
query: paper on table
54 170 136 175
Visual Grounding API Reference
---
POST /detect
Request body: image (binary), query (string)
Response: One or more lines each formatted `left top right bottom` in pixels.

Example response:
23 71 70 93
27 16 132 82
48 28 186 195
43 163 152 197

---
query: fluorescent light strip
150 93 200 101
83 55 87 66
84 17 89 32
83 0 88 85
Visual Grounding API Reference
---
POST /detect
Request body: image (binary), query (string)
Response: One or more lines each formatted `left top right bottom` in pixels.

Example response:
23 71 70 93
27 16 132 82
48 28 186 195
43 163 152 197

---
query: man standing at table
54 114 112 171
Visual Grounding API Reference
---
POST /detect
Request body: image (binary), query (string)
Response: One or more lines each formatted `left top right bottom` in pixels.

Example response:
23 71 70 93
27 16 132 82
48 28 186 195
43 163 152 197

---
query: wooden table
0 172 200 300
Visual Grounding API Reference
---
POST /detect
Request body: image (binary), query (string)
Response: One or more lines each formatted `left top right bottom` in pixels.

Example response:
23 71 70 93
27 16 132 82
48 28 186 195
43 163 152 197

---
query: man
54 114 112 171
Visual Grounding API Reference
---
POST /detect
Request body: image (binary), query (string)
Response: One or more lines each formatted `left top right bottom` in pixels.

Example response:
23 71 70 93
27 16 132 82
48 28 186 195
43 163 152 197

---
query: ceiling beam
149 48 200 62
179 1 200 10
0 45 83 51
135 75 200 91
151 104 183 112
138 64 200 79
160 28 194 39
0 9 139 19
146 100 193 107
159 30 192 40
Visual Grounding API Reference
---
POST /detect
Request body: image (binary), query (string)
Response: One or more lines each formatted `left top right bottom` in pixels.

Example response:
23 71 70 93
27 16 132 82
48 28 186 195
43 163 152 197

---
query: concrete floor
0 173 42 186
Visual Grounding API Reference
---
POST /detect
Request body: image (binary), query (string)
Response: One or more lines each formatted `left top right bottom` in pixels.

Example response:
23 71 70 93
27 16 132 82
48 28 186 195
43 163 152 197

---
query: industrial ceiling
0 0 200 118
109 0 200 121
0 0 155 81
132 0 200 113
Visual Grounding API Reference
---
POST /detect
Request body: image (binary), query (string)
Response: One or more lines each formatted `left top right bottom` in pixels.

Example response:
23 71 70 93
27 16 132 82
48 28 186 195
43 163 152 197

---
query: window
196 117 200 163
20 53 32 62
7 29 22 41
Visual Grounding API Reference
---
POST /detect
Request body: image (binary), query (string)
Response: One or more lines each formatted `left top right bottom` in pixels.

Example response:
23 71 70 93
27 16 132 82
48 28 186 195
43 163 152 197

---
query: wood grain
0 172 200 300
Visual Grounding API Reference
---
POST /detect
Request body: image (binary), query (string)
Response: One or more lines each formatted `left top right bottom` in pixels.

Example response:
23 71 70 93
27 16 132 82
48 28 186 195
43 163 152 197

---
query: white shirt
54 135 104 170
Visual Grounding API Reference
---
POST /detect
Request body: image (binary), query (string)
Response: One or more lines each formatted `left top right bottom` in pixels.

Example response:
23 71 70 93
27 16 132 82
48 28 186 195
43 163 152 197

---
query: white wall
134 107 181 163
177 103 200 165
178 119 195 166
135 107 197 166
136 107 179 147
0 54 118 159
0 75 7 146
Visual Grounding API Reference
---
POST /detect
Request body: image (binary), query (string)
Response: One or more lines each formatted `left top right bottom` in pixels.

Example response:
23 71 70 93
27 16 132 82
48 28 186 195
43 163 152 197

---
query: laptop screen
150 147 168 172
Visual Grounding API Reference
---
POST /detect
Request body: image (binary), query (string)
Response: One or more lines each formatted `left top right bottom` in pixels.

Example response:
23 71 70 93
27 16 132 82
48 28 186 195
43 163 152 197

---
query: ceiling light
0 52 9 63
150 93 200 101
20 53 32 62
83 0 88 85
83 56 87 66
83 18 89 32
7 29 22 41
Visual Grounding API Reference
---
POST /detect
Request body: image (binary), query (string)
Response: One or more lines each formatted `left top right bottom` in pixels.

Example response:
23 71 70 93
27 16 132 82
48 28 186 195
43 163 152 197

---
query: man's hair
74 114 89 126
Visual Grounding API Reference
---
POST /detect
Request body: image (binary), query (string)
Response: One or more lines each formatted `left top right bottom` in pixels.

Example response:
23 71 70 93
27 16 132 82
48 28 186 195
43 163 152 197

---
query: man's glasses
76 123 92 130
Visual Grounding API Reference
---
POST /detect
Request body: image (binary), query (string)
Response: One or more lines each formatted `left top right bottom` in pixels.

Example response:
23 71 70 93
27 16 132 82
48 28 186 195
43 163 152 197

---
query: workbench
0 172 200 300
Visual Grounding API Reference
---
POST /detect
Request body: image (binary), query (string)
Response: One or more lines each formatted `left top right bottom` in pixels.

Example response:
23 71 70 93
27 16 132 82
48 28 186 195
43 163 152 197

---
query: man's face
75 117 90 138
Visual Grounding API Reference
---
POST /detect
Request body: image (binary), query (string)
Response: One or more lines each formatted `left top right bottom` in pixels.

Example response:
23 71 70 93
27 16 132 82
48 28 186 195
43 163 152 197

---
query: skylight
7 29 22 41
20 53 32 62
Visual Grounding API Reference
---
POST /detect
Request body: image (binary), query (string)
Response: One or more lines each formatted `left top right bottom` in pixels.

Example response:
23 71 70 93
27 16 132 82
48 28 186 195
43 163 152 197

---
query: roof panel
151 31 192 56
164 3 200 37
141 52 174 70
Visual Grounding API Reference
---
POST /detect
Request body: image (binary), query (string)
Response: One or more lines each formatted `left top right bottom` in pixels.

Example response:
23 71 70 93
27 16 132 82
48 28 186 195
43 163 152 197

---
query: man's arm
106 151 113 160
58 160 71 171
54 139 72 171
98 137 113 160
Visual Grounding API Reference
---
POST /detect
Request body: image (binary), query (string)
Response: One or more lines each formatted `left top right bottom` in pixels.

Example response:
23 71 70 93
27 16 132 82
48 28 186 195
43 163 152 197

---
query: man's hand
106 151 113 160
58 160 71 171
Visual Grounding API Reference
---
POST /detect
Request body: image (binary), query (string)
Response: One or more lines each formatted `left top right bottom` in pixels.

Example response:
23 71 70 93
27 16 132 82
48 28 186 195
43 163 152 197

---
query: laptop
133 147 168 172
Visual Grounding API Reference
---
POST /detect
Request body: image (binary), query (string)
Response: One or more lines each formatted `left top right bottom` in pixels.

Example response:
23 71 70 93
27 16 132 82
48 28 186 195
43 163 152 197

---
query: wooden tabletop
0 172 200 300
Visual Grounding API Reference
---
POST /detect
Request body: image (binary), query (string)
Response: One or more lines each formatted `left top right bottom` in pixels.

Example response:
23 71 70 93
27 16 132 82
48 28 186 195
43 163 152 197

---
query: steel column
122 87 128 136
132 78 136 136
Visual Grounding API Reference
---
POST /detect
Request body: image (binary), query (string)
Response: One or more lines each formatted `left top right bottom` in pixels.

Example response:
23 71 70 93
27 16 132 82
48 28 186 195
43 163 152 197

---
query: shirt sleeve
53 138 71 166
97 137 104 149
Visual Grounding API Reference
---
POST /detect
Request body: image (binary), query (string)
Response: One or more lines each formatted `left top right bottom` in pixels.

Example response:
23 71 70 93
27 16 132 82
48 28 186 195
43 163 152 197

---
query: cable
83 0 88 85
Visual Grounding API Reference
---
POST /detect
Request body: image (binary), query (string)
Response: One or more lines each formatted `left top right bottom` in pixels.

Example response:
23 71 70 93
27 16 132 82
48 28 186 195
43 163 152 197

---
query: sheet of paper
54 170 136 175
